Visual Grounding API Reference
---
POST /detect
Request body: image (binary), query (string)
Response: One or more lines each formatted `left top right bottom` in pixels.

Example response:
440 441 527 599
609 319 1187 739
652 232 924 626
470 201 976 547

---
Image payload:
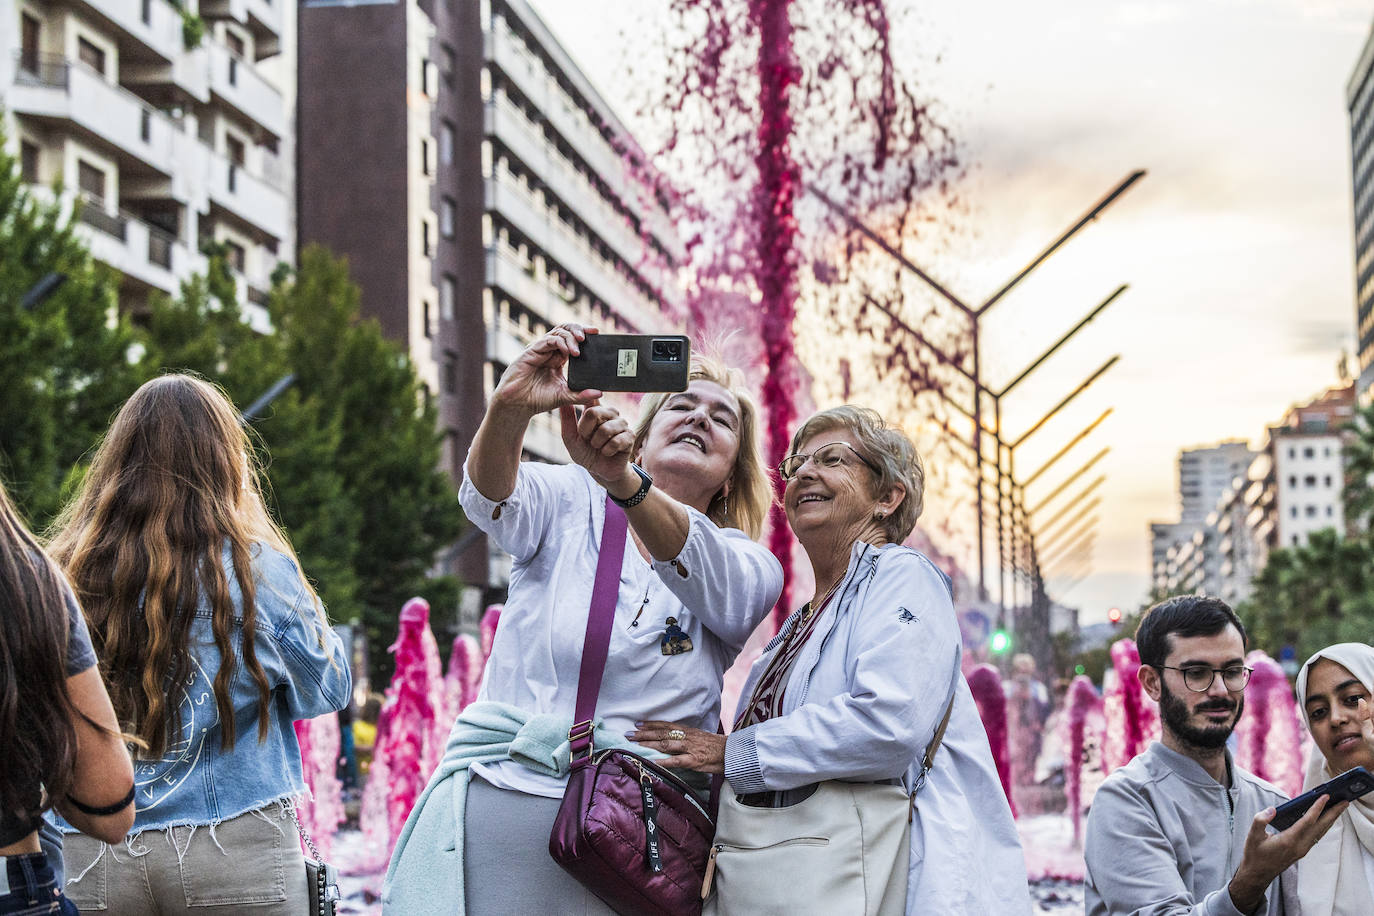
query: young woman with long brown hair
49 373 351 914
0 478 134 914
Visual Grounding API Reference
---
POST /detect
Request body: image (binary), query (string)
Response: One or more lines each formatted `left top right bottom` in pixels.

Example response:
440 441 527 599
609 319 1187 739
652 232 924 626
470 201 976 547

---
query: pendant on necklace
660 617 693 655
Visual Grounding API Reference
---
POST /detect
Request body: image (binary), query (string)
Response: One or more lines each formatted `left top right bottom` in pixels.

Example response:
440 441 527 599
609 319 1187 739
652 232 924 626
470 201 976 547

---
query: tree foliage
0 126 143 528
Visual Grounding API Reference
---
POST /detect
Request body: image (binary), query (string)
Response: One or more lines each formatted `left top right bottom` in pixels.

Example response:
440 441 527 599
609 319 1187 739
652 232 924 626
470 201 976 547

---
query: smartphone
1270 766 1373 831
567 334 691 393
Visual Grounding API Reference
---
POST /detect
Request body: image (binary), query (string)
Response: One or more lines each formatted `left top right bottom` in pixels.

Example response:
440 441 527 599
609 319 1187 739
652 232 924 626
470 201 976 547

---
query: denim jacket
62 542 351 833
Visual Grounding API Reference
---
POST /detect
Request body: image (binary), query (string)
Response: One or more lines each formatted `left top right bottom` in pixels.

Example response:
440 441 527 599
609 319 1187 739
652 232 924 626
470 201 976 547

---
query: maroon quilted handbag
548 500 715 916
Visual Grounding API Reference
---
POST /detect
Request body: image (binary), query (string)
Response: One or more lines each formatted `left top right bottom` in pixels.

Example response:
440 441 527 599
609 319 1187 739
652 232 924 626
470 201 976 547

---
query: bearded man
1084 595 1345 915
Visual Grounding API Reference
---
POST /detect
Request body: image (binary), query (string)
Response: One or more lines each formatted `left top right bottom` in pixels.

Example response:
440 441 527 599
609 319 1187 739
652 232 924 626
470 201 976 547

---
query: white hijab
1294 642 1374 916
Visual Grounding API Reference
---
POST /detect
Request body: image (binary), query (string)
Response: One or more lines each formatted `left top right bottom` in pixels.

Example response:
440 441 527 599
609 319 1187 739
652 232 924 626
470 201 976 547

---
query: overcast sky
528 0 1373 622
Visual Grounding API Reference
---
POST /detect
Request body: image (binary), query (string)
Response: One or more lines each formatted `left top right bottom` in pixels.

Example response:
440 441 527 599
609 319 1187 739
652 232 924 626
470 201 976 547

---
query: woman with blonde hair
1295 643 1374 914
385 325 781 914
0 478 133 914
50 373 351 914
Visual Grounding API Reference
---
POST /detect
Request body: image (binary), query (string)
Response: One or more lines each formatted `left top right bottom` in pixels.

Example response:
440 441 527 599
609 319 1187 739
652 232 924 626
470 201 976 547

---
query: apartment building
2 0 293 325
1152 386 1355 601
299 0 684 593
1148 440 1255 581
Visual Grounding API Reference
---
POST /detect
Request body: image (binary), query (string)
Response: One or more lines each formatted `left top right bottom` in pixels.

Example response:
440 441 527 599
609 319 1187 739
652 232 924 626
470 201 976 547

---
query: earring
875 511 886 520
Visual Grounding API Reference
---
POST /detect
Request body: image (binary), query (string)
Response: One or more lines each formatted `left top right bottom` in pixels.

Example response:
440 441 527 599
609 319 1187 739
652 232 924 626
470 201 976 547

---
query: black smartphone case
567 335 691 392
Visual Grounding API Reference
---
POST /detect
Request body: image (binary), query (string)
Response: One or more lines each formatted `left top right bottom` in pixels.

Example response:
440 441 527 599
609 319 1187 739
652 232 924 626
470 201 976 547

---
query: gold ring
667 729 686 741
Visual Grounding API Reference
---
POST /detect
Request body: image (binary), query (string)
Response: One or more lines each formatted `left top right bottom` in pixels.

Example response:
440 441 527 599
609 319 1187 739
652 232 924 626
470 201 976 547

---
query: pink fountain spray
652 0 960 626
967 663 1016 817
479 604 503 662
357 597 445 862
1234 650 1306 797
1063 675 1104 848
1102 639 1160 773
293 714 344 859
445 632 483 718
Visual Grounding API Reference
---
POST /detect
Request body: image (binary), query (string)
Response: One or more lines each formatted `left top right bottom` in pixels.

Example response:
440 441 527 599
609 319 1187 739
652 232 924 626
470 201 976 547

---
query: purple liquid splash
1234 650 1306 798
967 663 1016 816
648 0 961 623
1101 639 1159 773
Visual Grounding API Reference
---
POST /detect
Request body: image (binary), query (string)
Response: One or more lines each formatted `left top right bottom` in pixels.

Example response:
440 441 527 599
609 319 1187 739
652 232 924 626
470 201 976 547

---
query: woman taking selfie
385 325 781 914
0 481 133 915
1295 643 1374 914
51 374 351 914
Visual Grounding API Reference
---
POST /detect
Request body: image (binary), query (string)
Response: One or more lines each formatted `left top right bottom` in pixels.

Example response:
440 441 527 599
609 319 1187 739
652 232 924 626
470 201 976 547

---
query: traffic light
990 629 1011 654
1108 607 1122 626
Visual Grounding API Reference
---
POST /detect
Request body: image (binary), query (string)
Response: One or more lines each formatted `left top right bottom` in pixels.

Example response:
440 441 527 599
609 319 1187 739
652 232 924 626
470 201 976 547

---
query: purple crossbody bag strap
568 497 629 758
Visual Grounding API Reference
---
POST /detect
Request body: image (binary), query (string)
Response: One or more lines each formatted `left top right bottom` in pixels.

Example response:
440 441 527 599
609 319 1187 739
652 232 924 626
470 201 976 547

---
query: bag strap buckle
569 719 595 758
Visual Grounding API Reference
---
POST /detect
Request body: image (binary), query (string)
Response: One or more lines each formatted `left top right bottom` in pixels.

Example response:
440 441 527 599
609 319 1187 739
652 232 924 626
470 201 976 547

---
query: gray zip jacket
1084 741 1299 916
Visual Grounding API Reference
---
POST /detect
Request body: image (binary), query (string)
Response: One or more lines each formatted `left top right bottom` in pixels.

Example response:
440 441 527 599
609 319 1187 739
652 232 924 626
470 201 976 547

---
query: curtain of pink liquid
293 714 344 859
967 663 1016 817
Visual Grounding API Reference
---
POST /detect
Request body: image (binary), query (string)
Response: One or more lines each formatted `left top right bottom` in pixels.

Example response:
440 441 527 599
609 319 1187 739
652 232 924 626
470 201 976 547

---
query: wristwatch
608 464 653 509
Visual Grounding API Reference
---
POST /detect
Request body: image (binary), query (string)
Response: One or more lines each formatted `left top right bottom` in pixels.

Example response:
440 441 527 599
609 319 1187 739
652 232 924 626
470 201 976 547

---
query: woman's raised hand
560 403 635 486
492 324 602 417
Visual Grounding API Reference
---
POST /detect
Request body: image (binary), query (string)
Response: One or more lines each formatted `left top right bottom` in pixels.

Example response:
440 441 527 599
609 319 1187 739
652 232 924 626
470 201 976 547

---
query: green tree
0 125 142 527
140 246 465 686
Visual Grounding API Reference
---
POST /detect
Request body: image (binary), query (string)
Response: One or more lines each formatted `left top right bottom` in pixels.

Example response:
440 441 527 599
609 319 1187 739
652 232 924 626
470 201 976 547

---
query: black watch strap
608 464 653 509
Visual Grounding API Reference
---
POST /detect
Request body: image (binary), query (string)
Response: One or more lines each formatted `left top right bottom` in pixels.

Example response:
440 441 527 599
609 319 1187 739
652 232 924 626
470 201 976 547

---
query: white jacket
724 541 1032 915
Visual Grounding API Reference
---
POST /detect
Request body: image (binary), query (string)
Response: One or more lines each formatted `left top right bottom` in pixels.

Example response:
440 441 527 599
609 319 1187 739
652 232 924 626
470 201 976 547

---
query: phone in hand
567 334 691 393
1270 766 1373 831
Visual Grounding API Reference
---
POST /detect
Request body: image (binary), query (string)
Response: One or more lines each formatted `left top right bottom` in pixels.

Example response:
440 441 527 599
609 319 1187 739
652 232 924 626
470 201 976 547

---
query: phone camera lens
652 340 682 362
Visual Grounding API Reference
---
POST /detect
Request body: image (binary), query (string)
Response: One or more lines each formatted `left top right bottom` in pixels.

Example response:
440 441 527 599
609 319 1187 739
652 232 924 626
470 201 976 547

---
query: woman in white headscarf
1295 642 1374 915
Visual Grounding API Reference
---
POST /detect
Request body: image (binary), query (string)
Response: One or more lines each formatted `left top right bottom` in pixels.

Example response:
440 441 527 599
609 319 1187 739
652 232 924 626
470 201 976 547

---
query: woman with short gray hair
635 404 1030 914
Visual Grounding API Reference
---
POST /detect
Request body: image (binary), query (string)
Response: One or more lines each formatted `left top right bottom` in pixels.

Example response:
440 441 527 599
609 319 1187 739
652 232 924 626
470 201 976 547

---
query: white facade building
1272 434 1346 548
2 0 293 326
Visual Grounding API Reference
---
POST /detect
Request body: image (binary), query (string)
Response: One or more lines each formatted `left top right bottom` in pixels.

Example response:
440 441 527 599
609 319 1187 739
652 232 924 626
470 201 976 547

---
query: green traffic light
990 630 1011 654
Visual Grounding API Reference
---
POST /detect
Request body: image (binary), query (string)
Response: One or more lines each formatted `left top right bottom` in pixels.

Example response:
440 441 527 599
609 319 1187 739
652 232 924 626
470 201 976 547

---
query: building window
20 141 39 183
141 109 152 143
1290 506 1298 519
1288 475 1297 488
1303 446 1315 459
226 135 247 167
141 0 152 25
226 31 246 59
440 274 456 321
20 14 40 74
1305 505 1317 518
441 44 455 85
1288 447 1296 459
77 160 106 203
1324 475 1333 487
423 300 433 338
1326 505 1334 517
421 57 435 96
78 37 106 77
422 219 434 257
1292 534 1300 546
224 241 246 272
441 197 456 238
440 122 455 167
1304 475 1317 487
443 353 457 394
1324 446 1332 457
421 138 433 177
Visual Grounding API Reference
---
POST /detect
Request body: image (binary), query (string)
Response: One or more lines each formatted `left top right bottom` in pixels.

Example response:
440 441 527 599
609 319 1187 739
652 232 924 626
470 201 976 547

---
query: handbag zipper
700 837 830 899
591 748 713 821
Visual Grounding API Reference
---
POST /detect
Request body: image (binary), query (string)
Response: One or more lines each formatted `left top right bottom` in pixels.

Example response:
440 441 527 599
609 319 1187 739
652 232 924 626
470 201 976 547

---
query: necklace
801 576 844 623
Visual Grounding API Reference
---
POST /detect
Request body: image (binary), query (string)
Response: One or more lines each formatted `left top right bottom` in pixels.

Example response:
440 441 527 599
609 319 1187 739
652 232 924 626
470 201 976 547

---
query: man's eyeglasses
779 442 880 480
1156 665 1253 693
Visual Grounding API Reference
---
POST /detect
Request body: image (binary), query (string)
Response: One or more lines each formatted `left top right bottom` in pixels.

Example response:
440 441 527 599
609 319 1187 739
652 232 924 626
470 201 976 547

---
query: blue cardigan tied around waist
382 701 653 915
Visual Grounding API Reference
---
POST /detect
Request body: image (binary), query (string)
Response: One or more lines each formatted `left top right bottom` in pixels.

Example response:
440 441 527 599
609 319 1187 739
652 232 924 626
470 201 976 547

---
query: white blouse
458 460 782 798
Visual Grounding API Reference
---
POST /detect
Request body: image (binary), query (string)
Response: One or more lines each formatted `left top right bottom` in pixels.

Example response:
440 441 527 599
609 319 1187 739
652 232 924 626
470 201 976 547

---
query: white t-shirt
459 461 782 798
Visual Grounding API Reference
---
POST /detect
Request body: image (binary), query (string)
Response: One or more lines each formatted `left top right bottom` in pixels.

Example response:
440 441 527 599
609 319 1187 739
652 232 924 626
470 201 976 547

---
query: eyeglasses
779 442 880 480
1157 665 1253 693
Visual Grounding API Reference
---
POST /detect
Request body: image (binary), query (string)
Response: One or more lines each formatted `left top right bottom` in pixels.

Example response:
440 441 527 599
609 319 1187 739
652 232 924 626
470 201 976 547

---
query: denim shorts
0 852 78 915
62 801 308 914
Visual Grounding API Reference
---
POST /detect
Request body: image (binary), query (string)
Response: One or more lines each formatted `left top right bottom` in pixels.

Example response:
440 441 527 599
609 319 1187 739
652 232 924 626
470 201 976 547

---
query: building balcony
485 24 683 262
207 43 285 141
486 172 658 332
206 152 287 241
10 54 183 178
200 0 283 59
66 192 204 295
75 0 184 65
